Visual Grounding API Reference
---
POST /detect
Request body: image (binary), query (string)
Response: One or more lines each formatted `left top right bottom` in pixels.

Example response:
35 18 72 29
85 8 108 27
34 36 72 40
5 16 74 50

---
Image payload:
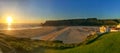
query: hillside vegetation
44 32 120 53
42 18 119 26
0 32 120 53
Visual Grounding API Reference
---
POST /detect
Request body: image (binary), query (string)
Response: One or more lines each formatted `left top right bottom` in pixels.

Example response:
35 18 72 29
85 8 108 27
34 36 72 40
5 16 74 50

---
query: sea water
0 23 42 30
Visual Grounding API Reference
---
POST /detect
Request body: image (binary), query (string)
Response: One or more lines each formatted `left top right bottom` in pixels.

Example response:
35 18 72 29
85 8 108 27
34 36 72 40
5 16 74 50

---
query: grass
0 32 120 53
43 32 120 53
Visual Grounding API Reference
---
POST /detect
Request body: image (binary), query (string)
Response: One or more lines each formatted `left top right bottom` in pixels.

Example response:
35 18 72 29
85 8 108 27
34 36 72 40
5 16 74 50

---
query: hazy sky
0 0 120 23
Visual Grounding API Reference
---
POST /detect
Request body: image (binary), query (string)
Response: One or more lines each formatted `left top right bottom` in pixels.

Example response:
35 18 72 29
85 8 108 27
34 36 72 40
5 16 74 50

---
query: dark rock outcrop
42 18 119 26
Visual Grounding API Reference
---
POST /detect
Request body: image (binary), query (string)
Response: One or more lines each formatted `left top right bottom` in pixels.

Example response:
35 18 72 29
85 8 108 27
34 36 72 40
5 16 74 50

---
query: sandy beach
0 26 99 44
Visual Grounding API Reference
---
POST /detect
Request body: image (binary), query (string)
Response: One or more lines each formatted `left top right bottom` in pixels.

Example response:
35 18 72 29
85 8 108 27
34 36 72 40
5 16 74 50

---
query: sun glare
6 16 13 30
7 16 13 25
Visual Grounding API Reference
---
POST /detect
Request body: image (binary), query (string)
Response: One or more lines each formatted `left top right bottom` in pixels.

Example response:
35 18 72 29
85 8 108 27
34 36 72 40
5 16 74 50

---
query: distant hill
42 18 119 26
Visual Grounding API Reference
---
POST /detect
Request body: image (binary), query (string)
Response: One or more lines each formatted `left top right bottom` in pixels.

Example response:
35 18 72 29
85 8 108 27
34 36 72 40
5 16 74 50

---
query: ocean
0 23 42 30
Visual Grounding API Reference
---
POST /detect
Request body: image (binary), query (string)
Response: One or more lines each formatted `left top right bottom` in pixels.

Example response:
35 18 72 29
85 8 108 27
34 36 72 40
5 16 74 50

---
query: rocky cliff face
42 18 119 26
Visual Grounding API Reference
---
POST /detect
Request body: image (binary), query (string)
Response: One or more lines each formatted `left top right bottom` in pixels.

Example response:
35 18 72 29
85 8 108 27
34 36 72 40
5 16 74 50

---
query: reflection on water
0 23 42 30
7 25 12 30
7 27 11 30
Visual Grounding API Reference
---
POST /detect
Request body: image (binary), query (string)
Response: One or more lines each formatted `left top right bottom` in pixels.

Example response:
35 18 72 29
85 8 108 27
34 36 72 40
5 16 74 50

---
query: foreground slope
43 32 120 53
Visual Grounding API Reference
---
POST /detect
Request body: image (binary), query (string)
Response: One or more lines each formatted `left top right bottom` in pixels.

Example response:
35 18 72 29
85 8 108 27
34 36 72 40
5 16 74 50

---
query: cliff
42 18 119 26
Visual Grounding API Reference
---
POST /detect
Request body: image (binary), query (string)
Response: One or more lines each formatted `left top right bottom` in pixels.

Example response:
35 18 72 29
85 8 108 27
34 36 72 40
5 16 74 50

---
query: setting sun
6 16 13 25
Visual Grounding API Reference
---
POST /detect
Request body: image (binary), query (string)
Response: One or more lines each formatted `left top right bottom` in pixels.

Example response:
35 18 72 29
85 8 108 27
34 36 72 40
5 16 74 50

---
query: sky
0 0 120 23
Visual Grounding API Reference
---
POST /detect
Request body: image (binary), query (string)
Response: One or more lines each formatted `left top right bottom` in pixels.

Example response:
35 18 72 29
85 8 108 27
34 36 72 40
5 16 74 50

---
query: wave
0 27 42 30
0 23 42 30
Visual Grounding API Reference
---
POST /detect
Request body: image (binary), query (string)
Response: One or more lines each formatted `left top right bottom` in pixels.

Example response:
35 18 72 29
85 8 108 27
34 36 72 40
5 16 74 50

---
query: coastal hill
42 18 120 26
43 32 120 53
